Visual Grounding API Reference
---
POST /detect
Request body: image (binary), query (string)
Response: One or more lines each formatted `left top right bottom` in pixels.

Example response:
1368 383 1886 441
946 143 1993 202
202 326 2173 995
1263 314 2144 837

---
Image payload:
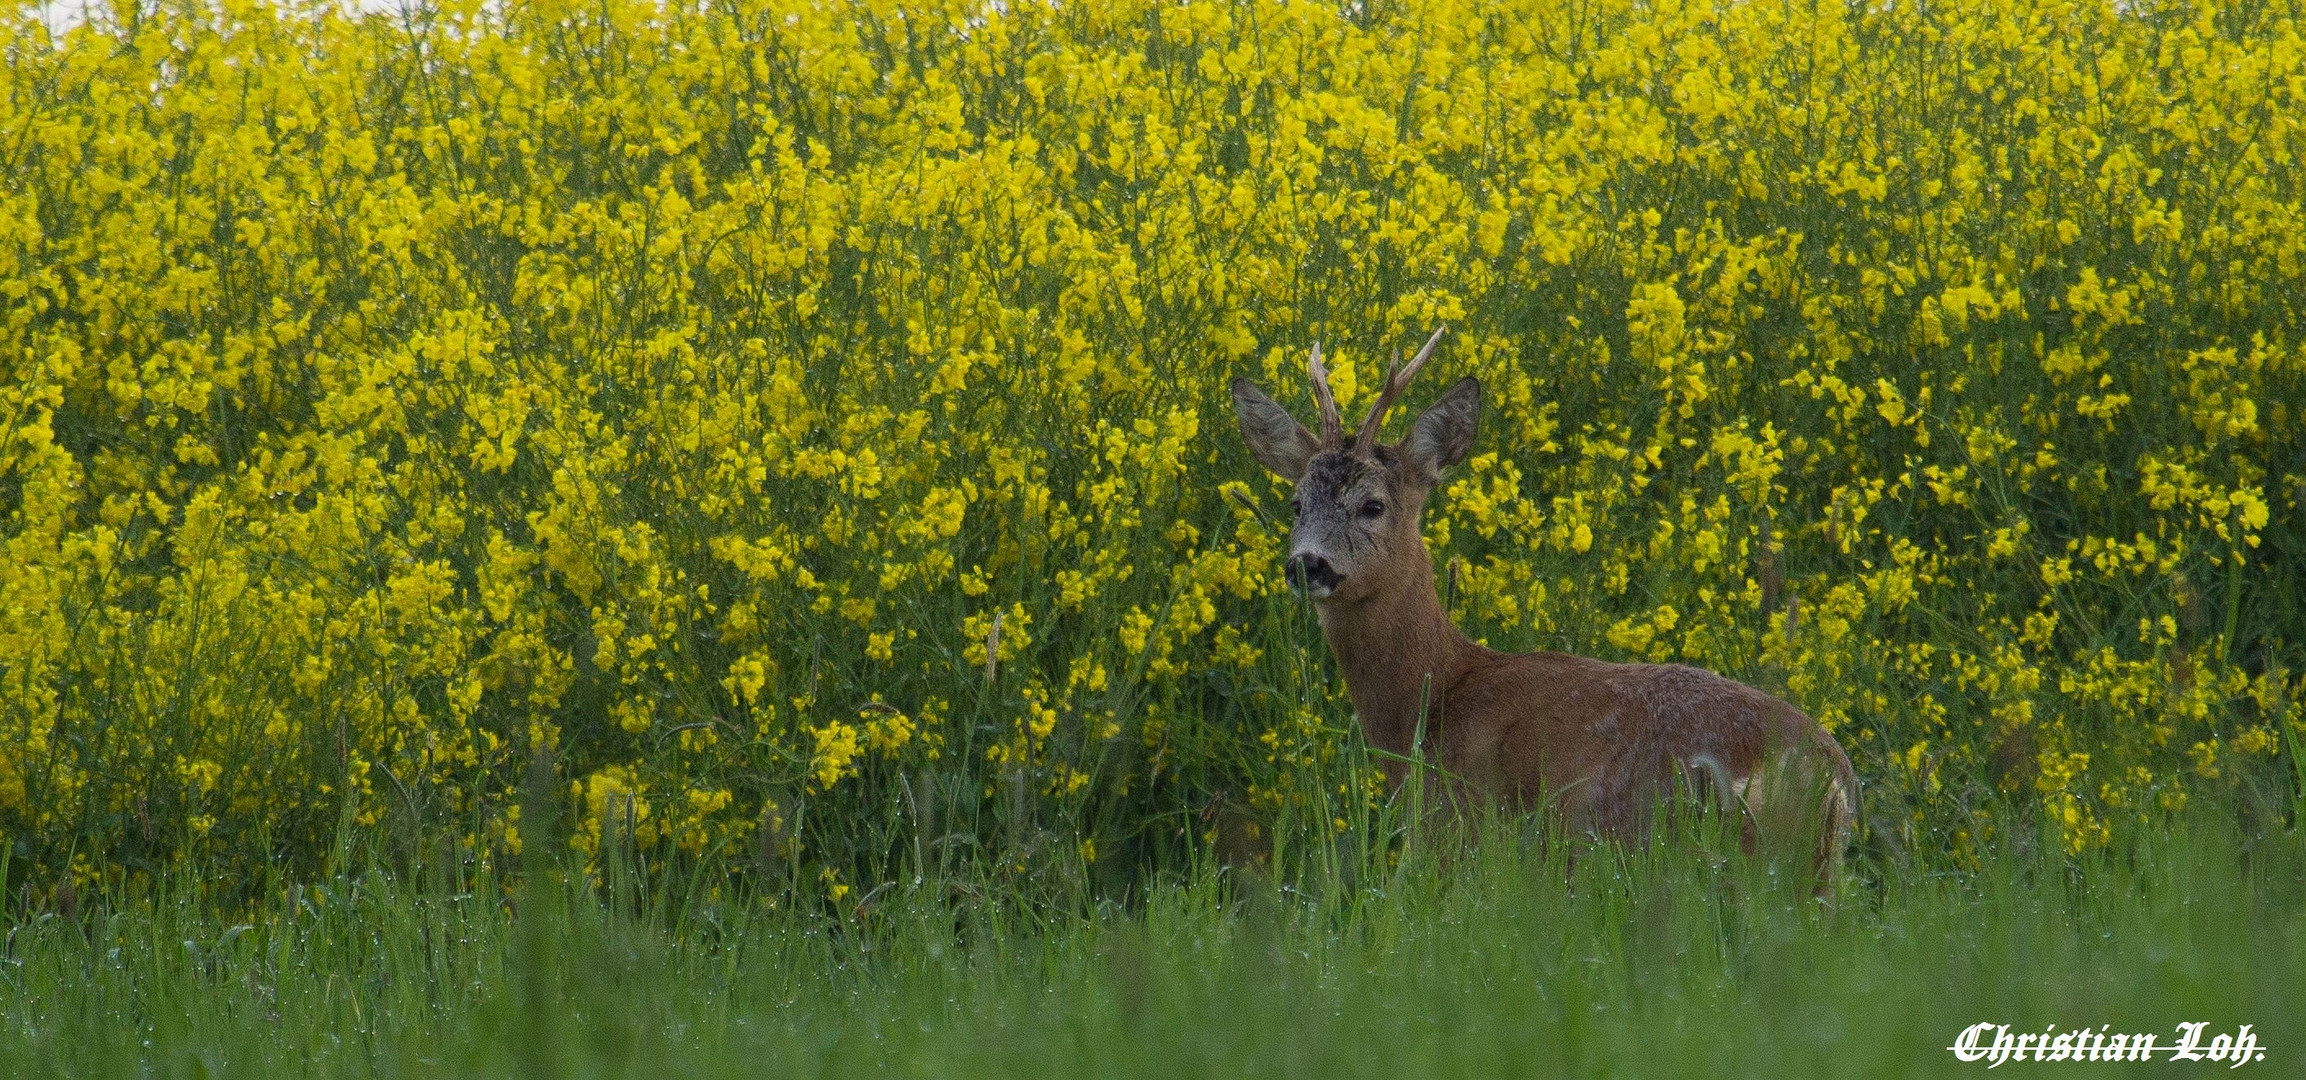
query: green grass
5 801 2300 1078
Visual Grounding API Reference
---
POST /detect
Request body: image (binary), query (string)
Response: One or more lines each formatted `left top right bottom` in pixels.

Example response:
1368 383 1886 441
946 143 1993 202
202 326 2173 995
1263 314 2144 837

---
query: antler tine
1354 325 1448 453
1307 340 1344 443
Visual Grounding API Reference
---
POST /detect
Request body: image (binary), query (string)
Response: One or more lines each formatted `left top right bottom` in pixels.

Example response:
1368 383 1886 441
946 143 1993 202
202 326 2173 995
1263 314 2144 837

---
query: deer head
1230 327 1480 603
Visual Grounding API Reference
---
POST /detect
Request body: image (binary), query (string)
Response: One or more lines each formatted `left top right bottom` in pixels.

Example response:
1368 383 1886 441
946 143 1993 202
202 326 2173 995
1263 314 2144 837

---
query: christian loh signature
1949 1022 2266 1068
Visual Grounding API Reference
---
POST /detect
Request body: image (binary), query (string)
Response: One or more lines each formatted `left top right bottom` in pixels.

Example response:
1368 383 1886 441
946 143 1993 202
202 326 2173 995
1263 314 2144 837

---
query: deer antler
1307 341 1344 444
1353 325 1448 454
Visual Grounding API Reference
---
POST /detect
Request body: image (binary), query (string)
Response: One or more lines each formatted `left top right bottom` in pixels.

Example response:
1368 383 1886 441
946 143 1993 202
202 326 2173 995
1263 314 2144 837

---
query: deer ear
1403 377 1481 483
1231 377 1320 479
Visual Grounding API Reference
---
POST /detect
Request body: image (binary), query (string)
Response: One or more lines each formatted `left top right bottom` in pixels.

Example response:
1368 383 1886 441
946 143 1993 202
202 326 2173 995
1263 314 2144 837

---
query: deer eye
1360 499 1386 518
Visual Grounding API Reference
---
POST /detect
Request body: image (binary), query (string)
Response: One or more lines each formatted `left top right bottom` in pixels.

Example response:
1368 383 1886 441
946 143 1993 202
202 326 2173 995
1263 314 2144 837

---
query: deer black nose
1285 554 1343 593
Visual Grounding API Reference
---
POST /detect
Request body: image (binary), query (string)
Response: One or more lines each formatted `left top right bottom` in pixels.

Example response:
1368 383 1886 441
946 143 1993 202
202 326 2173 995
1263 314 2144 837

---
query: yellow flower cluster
2 0 2301 896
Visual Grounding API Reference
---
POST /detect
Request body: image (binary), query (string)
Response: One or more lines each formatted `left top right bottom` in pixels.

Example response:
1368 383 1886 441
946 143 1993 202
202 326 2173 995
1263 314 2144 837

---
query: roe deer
1231 328 1858 890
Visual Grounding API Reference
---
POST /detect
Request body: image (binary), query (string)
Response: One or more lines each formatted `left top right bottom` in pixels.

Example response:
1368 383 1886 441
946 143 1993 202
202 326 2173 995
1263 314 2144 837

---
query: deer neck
1314 545 1475 764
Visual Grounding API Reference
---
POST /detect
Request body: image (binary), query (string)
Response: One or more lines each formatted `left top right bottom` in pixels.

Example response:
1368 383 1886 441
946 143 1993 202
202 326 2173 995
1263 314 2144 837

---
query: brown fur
1233 340 1858 891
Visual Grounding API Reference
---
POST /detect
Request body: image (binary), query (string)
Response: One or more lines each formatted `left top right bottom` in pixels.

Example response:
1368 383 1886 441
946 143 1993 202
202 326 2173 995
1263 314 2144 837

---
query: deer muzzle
1285 553 1343 598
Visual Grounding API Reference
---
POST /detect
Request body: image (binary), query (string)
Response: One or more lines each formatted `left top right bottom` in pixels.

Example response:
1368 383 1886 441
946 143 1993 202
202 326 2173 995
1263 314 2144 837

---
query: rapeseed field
2 0 2303 911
